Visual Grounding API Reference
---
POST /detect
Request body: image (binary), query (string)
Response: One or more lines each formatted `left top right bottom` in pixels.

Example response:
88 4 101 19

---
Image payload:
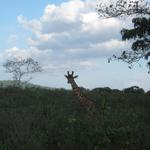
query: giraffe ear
74 75 78 79
67 71 69 75
65 75 68 78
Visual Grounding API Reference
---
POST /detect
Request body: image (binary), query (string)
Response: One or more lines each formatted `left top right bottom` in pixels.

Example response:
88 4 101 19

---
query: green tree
97 0 150 73
111 17 150 72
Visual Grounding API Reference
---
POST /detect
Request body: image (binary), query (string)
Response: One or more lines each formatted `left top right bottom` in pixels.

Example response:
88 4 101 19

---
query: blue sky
0 0 150 91
0 0 59 49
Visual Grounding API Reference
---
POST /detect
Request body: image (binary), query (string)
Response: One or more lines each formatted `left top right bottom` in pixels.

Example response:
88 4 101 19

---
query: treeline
0 86 150 150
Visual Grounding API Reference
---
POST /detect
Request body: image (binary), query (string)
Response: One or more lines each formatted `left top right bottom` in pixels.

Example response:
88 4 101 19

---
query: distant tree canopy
97 0 150 73
3 57 42 86
0 86 150 150
123 86 145 93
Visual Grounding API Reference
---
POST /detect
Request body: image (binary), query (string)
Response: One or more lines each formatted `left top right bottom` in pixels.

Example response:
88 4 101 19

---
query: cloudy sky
0 0 150 91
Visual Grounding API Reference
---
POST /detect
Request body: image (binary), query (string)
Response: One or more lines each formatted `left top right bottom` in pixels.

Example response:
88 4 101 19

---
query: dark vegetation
0 85 150 150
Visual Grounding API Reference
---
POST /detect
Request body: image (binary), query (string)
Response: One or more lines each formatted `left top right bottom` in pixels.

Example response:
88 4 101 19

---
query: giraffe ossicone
65 71 78 83
65 71 96 110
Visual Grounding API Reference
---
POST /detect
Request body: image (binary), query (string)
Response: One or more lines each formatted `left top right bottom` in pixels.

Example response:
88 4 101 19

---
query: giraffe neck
70 80 96 109
70 80 80 96
70 80 78 89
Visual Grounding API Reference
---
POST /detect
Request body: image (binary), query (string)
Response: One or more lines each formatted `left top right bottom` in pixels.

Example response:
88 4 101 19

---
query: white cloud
4 47 31 59
79 60 96 68
41 0 85 23
1 46 42 61
66 39 127 59
7 0 126 72
17 15 42 32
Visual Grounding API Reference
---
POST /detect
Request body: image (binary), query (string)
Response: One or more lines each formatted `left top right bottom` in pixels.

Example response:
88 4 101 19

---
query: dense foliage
0 86 150 150
112 17 150 72
97 0 150 73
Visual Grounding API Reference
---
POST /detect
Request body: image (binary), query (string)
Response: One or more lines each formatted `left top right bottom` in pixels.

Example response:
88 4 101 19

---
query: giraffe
65 71 96 110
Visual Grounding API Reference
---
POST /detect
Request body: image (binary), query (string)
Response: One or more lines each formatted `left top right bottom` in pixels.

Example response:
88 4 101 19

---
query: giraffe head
65 71 78 84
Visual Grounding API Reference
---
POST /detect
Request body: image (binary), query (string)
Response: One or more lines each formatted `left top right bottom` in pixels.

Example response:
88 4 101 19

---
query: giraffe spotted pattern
65 71 96 110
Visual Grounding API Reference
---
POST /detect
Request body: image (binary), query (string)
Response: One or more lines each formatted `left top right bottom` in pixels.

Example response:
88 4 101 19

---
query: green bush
0 86 149 150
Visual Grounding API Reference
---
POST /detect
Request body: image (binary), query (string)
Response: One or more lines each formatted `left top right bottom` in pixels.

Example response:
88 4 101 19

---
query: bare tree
3 57 42 86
